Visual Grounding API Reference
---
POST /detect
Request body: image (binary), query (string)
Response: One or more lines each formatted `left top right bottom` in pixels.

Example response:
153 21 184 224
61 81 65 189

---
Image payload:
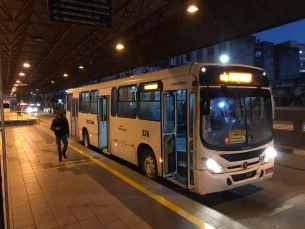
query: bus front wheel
141 149 158 180
83 130 90 148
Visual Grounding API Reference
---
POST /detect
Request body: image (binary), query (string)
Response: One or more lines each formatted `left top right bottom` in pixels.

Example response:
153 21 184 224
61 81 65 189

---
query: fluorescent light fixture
187 6 198 12
116 44 124 50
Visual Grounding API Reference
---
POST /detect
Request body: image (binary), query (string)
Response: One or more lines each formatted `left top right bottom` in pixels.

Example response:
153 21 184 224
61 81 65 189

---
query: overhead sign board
48 0 112 28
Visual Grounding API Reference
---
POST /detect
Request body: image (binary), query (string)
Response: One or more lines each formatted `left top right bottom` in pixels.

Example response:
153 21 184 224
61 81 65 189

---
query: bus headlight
264 147 277 163
202 158 225 174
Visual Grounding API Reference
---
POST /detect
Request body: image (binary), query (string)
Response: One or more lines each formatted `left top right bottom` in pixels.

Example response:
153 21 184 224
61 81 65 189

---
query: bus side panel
78 113 99 148
110 117 161 166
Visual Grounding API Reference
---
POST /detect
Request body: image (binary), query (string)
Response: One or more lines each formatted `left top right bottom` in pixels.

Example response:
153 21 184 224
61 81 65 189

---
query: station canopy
1 0 305 94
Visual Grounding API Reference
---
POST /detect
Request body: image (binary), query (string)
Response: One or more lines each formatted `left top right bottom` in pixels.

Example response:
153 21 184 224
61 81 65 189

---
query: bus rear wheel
141 149 158 180
83 130 90 148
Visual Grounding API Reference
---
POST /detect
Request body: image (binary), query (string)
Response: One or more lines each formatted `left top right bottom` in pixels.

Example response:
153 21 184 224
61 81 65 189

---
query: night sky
254 19 305 44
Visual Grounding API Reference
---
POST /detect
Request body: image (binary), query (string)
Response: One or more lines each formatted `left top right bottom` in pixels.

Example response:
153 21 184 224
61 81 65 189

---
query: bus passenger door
188 89 195 190
161 92 177 177
75 99 79 138
71 98 76 137
98 96 109 152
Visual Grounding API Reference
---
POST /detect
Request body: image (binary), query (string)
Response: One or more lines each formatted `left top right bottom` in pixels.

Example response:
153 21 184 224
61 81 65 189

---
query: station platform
3 119 248 229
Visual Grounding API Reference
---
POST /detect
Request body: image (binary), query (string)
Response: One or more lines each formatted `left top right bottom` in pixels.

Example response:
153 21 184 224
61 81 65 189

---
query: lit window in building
255 51 262 57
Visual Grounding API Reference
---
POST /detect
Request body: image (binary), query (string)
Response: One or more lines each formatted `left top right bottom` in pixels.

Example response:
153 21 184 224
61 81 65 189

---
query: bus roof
67 63 265 93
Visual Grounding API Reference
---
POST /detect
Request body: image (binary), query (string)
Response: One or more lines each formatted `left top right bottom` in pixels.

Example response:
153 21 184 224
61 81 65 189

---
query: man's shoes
59 156 62 162
63 153 67 159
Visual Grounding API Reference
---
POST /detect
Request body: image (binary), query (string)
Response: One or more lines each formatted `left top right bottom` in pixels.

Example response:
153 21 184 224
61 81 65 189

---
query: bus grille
231 170 257 182
227 160 259 170
220 148 265 162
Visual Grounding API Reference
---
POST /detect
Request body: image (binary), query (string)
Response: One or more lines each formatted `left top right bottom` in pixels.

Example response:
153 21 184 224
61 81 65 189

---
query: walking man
51 110 69 162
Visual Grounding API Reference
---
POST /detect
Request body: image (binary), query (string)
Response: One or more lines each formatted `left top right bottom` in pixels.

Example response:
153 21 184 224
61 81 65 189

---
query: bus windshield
201 87 273 150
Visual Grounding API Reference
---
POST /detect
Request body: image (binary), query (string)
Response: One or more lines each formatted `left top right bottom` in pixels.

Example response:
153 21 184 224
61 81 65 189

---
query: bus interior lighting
220 72 252 83
144 84 158 90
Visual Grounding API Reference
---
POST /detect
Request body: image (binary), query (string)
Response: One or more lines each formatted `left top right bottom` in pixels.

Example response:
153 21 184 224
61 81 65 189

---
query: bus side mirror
201 99 210 115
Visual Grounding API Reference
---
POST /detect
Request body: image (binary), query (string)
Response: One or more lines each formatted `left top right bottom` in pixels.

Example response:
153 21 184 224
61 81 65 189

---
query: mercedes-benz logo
242 162 248 169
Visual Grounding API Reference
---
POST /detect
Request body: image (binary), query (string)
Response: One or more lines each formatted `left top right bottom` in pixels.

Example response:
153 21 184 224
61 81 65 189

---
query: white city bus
66 63 276 195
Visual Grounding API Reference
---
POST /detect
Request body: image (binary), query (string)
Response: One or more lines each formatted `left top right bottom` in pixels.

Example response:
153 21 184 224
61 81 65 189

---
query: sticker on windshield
229 129 246 136
224 136 230 145
230 135 246 144
224 135 246 145
247 135 253 144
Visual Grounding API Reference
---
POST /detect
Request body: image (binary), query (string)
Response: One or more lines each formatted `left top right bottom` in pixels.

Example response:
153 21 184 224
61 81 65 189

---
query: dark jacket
51 116 70 136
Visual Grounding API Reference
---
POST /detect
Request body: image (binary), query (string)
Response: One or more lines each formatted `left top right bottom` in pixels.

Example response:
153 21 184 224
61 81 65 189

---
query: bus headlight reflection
204 158 225 174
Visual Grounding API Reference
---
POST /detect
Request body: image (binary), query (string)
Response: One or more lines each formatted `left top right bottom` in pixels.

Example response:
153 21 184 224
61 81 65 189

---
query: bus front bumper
197 163 274 195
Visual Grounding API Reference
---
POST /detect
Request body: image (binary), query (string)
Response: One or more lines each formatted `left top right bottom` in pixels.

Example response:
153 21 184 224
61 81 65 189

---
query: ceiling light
31 92 33 94
187 6 198 12
64 73 68 77
116 44 124 50
51 81 54 83
79 66 84 69
14 84 18 86
16 80 21 83
36 89 39 91
23 63 30 67
19 72 25 76
33 36 43 42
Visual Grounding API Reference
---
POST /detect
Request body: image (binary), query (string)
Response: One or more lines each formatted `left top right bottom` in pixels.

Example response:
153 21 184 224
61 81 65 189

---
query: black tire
83 130 90 148
141 149 158 180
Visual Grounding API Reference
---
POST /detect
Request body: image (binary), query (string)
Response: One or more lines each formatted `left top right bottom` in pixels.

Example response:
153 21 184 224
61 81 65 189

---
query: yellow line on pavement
34 125 214 229
26 127 48 145
266 204 294 217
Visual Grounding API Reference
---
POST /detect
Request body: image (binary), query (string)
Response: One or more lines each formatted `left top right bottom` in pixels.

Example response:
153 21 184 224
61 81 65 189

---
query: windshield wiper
220 86 243 108
251 87 261 109
249 87 261 124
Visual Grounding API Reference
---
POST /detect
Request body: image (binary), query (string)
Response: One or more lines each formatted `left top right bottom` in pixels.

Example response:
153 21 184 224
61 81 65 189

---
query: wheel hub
144 155 155 178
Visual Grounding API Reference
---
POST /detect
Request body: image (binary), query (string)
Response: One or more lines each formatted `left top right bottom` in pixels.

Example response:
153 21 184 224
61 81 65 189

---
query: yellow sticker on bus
230 135 246 144
229 129 246 136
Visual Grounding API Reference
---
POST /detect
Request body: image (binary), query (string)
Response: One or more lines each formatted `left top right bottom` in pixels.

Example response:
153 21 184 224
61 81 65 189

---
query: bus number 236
142 130 150 137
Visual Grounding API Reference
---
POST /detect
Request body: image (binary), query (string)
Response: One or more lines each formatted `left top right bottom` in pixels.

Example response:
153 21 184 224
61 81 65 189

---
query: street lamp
220 55 229 63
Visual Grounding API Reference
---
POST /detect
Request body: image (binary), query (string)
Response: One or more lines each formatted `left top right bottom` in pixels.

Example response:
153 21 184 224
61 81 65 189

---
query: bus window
163 94 175 133
80 91 90 113
67 94 73 111
111 87 117 117
117 86 137 118
139 91 160 121
90 90 98 114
